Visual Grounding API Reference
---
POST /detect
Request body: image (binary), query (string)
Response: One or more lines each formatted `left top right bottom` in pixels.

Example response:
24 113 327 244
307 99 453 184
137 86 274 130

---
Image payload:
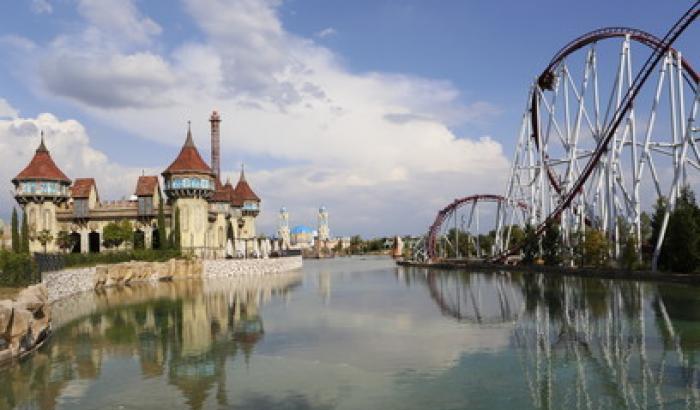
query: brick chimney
210 110 221 181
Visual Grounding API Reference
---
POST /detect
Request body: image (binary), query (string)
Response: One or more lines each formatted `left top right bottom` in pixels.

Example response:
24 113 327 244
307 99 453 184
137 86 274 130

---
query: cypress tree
172 208 181 251
20 210 30 253
157 199 167 250
11 207 19 253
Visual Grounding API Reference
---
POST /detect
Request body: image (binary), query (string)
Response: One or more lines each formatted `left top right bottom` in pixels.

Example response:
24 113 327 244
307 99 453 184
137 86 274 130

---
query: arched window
43 209 51 231
28 208 36 231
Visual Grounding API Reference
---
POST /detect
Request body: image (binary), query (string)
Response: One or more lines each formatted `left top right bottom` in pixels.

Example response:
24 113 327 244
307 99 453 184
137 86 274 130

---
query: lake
1 256 699 409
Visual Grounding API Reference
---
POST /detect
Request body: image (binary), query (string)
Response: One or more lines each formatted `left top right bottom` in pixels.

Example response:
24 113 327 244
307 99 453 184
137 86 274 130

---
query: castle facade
11 111 260 258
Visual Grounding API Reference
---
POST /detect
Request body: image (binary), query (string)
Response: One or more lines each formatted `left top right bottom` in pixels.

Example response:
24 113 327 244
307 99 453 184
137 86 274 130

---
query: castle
11 111 260 258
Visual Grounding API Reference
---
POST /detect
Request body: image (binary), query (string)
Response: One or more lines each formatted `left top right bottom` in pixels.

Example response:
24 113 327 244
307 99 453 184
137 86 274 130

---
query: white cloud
30 0 52 14
0 111 148 215
4 0 510 236
0 98 18 119
315 27 337 39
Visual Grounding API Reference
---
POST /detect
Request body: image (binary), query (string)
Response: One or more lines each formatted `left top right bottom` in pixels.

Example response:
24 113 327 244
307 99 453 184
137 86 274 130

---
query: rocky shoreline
0 284 51 365
1 256 303 366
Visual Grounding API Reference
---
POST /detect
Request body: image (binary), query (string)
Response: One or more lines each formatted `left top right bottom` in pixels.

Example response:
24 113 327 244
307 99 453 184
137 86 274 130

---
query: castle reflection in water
0 274 301 410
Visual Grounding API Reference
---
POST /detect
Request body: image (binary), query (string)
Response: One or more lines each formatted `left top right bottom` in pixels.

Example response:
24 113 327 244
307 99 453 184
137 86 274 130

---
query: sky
0 0 696 238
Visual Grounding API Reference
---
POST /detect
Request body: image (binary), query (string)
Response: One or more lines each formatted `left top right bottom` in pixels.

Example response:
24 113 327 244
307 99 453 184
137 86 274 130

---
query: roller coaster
414 3 699 270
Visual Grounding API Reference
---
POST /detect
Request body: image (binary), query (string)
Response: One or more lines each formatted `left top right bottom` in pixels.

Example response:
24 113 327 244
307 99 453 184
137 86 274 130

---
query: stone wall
42 259 203 304
203 256 302 277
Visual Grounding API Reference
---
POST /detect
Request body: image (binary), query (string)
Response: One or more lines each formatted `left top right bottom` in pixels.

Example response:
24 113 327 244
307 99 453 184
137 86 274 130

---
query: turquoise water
1 256 699 409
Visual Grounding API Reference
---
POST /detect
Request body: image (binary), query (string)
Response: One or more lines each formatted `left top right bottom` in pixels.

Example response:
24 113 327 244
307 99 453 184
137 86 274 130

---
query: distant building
277 207 291 249
317 206 329 242
11 111 261 257
290 225 315 248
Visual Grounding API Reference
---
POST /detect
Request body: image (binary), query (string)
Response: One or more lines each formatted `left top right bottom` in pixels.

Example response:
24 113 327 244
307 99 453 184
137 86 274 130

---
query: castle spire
37 130 48 152
240 163 246 181
184 121 194 147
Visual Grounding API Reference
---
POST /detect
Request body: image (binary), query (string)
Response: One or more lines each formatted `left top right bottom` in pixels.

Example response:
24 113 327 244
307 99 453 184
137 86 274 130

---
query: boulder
7 307 32 340
15 285 48 313
0 300 13 335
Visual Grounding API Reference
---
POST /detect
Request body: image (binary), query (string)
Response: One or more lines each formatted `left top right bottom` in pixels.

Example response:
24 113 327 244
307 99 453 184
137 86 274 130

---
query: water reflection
0 273 301 410
401 268 700 409
2 259 700 410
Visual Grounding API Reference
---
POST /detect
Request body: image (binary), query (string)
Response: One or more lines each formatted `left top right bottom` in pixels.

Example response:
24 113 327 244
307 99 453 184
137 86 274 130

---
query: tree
156 199 167 250
171 208 181 250
349 235 362 254
583 228 609 267
103 220 133 249
620 234 638 271
20 210 29 253
542 223 562 266
660 187 699 273
521 224 539 265
56 230 75 253
11 208 19 253
649 197 667 261
35 229 53 254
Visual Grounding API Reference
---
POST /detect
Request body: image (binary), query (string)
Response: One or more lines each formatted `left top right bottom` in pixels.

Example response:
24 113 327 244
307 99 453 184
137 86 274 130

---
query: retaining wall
203 256 303 277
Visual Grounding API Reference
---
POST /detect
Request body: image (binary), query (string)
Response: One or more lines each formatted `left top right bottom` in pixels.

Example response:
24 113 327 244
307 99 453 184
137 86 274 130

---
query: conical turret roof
233 165 260 202
13 133 71 184
163 123 213 176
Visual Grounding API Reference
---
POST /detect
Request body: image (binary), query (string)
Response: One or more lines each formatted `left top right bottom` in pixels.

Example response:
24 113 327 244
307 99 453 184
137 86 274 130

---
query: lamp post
237 216 245 259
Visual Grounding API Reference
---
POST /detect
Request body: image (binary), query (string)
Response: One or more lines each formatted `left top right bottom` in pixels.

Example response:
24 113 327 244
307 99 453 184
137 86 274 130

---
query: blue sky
0 0 696 237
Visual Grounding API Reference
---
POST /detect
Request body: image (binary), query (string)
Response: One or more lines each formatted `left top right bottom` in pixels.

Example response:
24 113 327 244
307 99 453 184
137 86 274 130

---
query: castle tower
318 206 329 242
162 122 215 253
232 164 260 241
209 110 221 181
12 132 71 252
278 207 290 249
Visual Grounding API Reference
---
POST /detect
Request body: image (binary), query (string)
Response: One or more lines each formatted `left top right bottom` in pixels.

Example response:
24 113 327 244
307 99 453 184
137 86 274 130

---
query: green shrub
0 250 39 286
63 249 182 268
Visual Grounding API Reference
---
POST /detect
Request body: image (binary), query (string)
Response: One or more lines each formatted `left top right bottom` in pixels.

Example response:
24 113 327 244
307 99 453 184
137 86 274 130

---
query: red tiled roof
162 127 213 176
70 178 96 198
210 179 230 203
13 138 70 184
135 176 160 196
233 168 260 202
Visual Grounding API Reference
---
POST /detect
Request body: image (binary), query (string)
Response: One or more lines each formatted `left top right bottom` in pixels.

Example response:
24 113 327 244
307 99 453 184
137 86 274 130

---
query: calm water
1 256 700 410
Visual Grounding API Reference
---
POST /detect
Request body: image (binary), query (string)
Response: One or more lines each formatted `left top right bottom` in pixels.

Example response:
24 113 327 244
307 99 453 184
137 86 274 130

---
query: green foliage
56 230 76 253
349 235 363 254
583 228 609 267
35 229 53 253
445 228 473 258
172 208 181 250
11 208 19 253
620 234 638 271
102 220 133 249
20 210 29 253
0 250 38 286
156 199 167 250
659 187 700 273
521 224 539 265
542 223 562 266
63 249 181 269
133 230 145 250
649 197 667 260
